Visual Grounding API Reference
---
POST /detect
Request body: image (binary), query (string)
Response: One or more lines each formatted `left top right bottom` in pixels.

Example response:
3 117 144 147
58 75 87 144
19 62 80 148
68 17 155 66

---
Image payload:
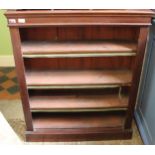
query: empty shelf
32 112 125 130
30 94 128 112
26 70 132 89
22 41 137 57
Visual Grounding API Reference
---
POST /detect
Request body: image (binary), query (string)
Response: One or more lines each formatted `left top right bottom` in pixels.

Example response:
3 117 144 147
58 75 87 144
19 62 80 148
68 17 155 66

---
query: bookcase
5 10 154 142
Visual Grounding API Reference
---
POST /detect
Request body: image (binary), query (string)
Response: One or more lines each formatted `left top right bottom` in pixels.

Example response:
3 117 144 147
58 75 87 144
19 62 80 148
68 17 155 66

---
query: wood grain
5 10 154 27
21 41 137 55
24 57 135 70
9 28 33 130
25 70 132 87
25 129 132 142
29 94 128 112
6 10 152 141
125 27 149 128
20 26 139 42
7 9 154 15
32 112 125 130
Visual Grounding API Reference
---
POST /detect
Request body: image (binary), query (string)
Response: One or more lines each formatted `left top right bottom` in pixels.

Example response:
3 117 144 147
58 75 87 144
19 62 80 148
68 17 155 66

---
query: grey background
135 24 155 145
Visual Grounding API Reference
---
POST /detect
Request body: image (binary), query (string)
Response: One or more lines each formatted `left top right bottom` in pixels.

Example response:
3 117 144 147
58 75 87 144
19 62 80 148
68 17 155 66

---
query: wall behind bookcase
0 10 13 55
0 10 14 66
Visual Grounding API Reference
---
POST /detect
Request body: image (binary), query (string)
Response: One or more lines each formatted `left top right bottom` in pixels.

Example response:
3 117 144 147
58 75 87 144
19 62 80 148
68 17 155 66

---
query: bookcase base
25 129 132 142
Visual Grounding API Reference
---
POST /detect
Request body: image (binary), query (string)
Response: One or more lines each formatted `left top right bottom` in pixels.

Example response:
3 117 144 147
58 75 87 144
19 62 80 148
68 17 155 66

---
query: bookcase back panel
28 86 130 96
24 57 135 70
20 26 139 42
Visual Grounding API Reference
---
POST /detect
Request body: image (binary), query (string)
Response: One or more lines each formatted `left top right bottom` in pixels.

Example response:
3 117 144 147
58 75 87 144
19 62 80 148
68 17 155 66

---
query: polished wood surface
6 10 153 142
125 27 149 128
24 57 134 70
29 94 128 112
25 70 132 87
29 87 129 112
21 41 137 55
32 112 125 130
7 9 154 15
20 27 139 42
5 10 154 27
25 129 132 142
9 28 33 130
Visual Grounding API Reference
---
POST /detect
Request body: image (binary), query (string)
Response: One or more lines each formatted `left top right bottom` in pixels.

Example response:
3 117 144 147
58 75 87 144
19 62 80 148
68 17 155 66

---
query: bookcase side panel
125 27 149 129
9 27 33 131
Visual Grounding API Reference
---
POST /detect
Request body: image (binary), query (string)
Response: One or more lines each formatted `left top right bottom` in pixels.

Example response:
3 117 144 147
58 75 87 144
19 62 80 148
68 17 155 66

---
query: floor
0 67 143 144
0 68 20 100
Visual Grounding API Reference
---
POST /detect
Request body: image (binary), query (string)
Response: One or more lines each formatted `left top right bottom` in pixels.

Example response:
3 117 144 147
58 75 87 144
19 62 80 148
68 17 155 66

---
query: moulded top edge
5 9 155 17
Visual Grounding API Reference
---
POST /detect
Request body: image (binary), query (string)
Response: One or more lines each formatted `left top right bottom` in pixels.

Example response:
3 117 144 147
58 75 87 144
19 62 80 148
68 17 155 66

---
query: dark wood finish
6 10 154 142
32 112 125 129
28 86 130 96
5 10 154 27
26 129 132 142
24 57 135 70
26 111 132 142
29 94 128 112
25 70 132 87
125 27 149 128
20 26 139 42
9 28 33 130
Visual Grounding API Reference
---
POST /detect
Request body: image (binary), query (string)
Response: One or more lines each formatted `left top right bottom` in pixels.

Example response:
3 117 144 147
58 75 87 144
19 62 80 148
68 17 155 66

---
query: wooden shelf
26 70 132 89
22 41 137 58
32 112 125 131
29 94 128 112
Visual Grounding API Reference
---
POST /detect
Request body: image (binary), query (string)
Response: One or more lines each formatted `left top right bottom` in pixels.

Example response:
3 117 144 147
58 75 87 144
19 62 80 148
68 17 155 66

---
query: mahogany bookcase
5 10 154 142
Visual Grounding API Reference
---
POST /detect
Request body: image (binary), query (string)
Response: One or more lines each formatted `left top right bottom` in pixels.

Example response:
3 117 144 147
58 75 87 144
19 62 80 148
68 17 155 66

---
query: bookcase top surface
5 9 154 27
5 9 154 16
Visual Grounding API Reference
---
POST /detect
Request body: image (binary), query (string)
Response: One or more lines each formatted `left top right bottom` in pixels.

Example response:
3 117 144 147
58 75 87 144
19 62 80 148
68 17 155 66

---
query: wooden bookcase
5 10 154 142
